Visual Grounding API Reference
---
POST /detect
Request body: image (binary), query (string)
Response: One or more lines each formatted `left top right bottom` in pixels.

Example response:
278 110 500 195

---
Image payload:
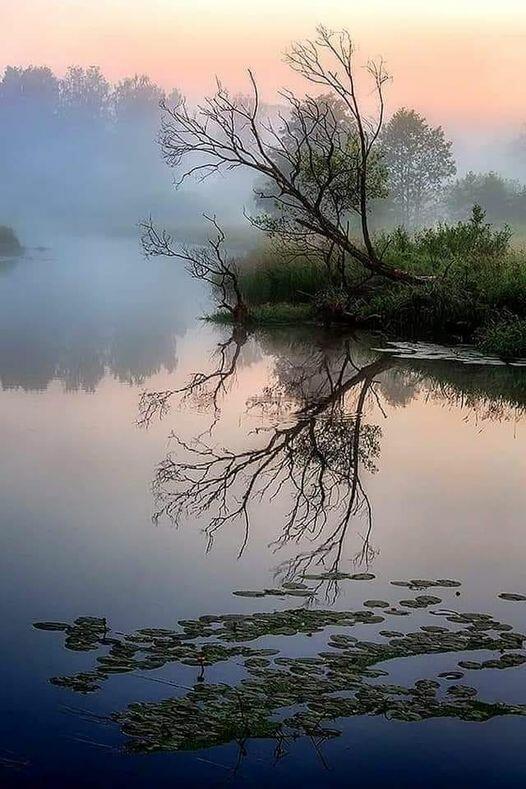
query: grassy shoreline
206 304 526 361
206 212 526 360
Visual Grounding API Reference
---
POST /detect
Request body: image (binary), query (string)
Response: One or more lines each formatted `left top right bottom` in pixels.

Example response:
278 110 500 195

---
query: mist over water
1 62 525 249
0 65 259 246
1 33 526 789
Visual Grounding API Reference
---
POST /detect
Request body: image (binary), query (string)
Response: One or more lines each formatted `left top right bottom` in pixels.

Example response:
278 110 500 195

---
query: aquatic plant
34 581 526 754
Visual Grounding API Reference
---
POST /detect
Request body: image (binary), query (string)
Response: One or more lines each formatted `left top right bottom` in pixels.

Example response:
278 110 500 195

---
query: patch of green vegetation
476 316 526 360
207 303 315 326
34 580 526 754
237 242 327 306
0 225 22 257
229 209 526 355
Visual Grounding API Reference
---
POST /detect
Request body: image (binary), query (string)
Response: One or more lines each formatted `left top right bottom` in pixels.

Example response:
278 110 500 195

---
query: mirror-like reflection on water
1 239 526 787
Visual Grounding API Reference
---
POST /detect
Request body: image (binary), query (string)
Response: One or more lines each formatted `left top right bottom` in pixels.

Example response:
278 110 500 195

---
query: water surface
1 239 525 787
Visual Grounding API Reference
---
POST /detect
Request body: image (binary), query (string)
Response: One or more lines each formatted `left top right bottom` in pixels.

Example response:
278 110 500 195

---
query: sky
1 0 526 131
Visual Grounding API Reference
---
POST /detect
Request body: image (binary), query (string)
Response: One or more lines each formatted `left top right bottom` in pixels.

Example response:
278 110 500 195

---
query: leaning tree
142 26 432 321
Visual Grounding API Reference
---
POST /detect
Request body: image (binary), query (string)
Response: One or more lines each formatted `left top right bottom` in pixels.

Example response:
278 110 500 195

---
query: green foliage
378 205 512 269
353 210 526 343
448 171 526 224
207 303 315 326
380 107 456 224
237 243 329 306
476 316 526 359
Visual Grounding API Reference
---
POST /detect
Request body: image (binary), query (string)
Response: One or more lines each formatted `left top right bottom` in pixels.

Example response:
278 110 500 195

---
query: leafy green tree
381 108 456 225
447 171 526 223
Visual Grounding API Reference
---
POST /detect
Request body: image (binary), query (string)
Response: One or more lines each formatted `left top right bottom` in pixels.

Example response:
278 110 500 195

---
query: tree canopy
381 108 456 225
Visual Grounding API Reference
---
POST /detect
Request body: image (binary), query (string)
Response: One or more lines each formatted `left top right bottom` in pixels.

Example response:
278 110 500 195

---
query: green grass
476 317 526 359
206 302 315 326
236 242 328 305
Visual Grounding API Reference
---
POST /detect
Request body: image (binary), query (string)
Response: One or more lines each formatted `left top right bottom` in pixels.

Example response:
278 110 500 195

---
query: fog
1 64 525 251
0 65 258 247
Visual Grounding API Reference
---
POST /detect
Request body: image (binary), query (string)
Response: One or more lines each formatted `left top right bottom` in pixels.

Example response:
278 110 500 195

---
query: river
1 237 525 787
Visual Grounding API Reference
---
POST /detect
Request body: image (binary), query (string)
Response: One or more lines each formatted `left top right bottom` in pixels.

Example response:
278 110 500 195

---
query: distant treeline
0 66 245 237
447 171 526 224
0 66 179 234
370 108 526 228
1 65 526 237
0 65 180 124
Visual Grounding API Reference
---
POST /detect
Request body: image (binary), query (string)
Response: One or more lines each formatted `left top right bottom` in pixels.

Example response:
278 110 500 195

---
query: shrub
377 205 512 274
0 225 22 256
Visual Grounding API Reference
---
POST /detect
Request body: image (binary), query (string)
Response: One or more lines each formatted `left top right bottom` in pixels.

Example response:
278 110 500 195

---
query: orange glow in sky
2 1 526 129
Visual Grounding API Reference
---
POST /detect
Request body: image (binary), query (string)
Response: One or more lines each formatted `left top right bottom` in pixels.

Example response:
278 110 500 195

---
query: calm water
1 239 526 787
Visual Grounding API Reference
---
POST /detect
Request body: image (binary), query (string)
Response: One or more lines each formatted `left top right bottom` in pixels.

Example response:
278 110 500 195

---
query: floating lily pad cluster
233 573 377 599
232 575 463 603
390 578 462 590
33 580 526 754
106 612 526 750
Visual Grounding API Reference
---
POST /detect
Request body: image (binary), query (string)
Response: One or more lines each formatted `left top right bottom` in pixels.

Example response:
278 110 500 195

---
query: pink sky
2 0 526 129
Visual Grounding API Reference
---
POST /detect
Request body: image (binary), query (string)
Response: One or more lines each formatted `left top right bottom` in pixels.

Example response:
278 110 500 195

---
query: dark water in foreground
1 240 526 787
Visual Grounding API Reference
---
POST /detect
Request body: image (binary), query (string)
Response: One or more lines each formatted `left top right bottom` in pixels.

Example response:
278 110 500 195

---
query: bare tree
148 26 430 288
141 214 248 322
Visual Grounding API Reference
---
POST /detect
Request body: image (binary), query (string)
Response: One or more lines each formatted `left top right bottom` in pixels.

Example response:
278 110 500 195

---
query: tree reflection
146 327 526 599
0 243 188 392
139 324 249 425
152 337 391 588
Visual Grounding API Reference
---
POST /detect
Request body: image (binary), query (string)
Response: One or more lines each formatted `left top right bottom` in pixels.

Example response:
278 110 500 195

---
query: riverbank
207 212 526 360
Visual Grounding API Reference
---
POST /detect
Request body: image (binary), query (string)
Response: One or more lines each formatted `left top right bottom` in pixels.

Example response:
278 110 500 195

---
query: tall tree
381 108 456 225
144 26 431 296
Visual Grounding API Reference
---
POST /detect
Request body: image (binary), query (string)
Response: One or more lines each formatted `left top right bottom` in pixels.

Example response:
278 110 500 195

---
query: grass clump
476 316 526 359
206 303 315 326
236 241 327 306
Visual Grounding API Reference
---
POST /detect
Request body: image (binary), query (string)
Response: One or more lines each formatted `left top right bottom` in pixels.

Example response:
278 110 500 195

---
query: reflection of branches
153 348 390 570
139 325 248 426
271 361 382 602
